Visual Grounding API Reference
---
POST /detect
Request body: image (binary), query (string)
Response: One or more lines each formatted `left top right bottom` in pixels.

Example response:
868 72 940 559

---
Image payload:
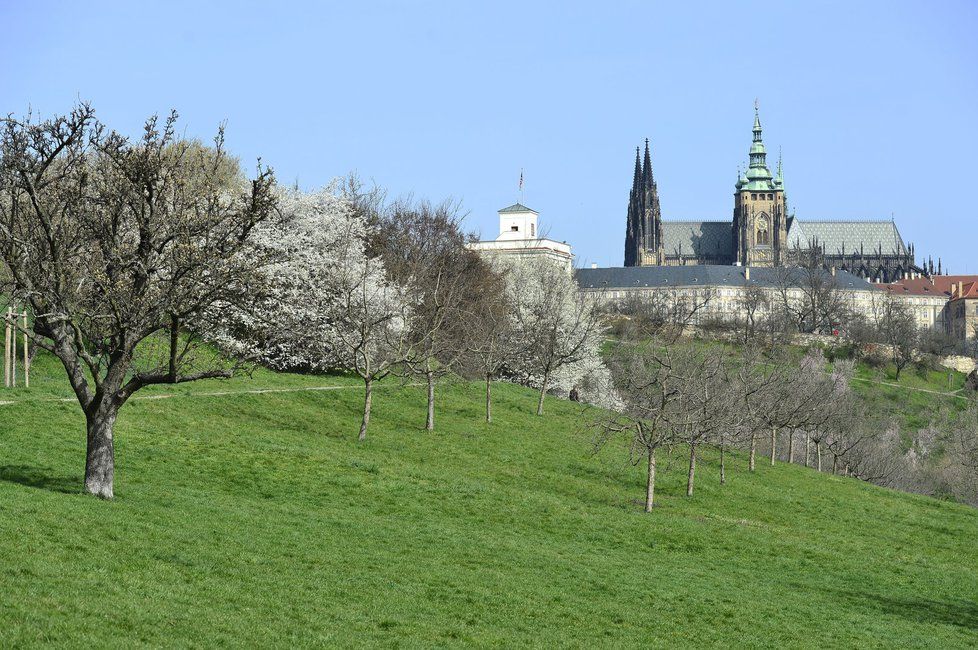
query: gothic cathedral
623 103 928 282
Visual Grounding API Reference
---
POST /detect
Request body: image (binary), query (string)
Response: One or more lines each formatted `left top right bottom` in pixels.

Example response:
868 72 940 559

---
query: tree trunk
536 371 550 416
485 373 492 423
749 431 757 472
84 406 117 499
816 441 822 472
645 447 656 513
770 427 777 466
720 441 727 485
425 369 435 431
359 378 372 441
832 454 838 475
686 444 697 497
788 431 795 464
845 463 851 477
804 433 811 468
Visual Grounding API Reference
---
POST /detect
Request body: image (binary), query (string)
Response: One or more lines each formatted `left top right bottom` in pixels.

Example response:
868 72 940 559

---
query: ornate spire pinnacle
631 146 641 194
642 138 653 189
743 101 772 187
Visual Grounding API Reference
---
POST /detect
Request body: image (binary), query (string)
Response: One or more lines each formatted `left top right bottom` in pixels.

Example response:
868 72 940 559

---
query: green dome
745 166 772 180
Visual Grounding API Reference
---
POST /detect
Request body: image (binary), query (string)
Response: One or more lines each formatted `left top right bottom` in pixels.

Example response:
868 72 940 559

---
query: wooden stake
4 307 11 388
10 306 16 387
22 311 29 388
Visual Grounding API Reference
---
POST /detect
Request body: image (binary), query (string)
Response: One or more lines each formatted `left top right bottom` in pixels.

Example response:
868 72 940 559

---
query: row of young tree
602 285 978 509
0 107 606 499
591 292 887 512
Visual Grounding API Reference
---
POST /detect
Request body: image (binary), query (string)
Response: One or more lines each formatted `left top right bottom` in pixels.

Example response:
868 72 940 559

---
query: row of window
750 193 775 200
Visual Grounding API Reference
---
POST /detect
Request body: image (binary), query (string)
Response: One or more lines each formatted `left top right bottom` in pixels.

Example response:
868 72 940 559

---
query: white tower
496 203 538 240
467 202 573 273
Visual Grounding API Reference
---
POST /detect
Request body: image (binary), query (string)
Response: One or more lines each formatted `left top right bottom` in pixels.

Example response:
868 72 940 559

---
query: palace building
624 105 927 283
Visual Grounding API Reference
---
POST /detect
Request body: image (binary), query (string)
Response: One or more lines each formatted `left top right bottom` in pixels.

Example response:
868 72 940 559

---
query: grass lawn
1 353 977 647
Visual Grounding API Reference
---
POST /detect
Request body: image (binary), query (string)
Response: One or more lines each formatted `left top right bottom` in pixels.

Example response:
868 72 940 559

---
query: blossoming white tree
503 257 606 415
224 184 412 441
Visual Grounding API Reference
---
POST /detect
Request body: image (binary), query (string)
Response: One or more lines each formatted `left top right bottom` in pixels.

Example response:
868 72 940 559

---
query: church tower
624 139 663 266
733 103 786 267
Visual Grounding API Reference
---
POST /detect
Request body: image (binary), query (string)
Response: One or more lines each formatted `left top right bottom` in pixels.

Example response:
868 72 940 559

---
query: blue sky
2 1 975 271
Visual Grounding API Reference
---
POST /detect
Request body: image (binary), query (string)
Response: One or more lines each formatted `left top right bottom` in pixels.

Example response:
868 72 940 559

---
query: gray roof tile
662 221 732 258
575 264 878 292
786 220 906 256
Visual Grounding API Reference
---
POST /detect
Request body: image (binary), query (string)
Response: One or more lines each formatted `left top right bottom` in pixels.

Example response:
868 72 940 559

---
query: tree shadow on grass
0 465 79 494
825 587 978 632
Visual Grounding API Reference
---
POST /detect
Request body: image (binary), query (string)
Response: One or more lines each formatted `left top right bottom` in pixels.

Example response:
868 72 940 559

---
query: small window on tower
751 193 757 200
768 193 773 200
531 223 536 236
511 225 519 231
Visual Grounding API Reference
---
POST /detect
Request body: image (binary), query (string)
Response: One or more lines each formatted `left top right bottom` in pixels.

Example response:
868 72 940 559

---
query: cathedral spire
642 138 653 189
753 98 762 138
632 147 641 192
742 100 773 187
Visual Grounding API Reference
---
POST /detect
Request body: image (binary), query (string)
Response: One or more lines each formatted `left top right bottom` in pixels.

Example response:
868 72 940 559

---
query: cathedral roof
661 221 732 259
787 220 907 256
576 265 876 292
498 203 538 214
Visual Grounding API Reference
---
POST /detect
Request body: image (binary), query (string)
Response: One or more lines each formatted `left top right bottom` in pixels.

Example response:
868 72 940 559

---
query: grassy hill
1 353 977 647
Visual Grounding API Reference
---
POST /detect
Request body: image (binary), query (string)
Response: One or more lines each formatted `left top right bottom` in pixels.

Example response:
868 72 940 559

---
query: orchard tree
506 257 604 415
593 342 678 512
870 292 918 380
372 198 485 430
0 105 277 498
224 183 412 442
461 263 516 423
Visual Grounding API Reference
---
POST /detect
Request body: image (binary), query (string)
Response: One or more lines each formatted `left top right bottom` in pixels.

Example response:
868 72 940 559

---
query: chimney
745 266 750 281
831 266 837 276
959 281 964 297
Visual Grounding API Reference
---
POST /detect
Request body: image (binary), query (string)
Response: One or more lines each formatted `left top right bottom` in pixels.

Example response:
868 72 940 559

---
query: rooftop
576 265 876 292
498 203 538 214
878 275 978 299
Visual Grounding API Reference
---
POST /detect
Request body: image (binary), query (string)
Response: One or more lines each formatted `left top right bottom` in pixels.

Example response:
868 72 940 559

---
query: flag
519 170 523 191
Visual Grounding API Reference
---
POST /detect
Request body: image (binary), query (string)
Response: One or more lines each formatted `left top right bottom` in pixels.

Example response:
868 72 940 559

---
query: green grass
1 353 977 647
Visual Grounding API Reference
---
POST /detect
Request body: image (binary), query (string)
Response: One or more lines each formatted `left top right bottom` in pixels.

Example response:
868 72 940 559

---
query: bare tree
870 292 918 380
0 106 276 498
372 197 484 430
667 344 731 496
773 264 849 335
731 344 787 473
461 264 514 423
757 349 826 465
611 287 715 343
738 283 769 345
592 342 679 512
